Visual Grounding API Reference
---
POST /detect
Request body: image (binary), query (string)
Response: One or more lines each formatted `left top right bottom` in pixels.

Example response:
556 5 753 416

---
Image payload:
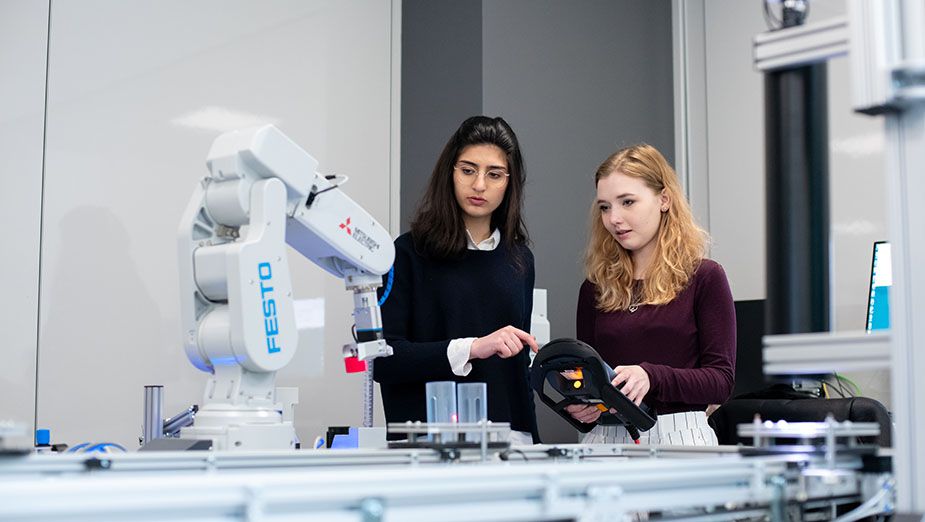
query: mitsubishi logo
341 217 381 252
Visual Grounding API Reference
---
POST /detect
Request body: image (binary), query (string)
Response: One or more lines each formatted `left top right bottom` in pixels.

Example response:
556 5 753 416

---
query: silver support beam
885 102 925 511
672 0 711 233
763 331 890 375
754 0 925 510
0 444 741 478
848 0 925 511
0 453 870 521
847 0 901 113
754 16 848 71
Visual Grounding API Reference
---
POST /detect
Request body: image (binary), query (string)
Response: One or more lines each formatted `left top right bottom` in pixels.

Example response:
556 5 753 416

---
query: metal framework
757 0 925 511
0 443 886 521
753 16 849 72
763 331 890 375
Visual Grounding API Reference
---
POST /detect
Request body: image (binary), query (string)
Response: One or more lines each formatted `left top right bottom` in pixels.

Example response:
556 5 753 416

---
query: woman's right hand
565 403 603 424
470 325 539 360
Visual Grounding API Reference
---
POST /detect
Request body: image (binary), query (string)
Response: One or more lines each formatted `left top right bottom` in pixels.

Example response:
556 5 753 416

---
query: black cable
351 324 358 343
823 379 847 398
304 175 345 208
834 373 855 397
305 186 336 208
500 449 529 461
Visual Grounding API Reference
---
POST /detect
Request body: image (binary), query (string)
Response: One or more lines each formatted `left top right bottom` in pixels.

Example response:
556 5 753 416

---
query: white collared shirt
464 227 501 251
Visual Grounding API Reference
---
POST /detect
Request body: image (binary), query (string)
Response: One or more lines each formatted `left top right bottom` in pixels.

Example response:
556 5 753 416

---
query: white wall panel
827 56 890 404
36 0 395 448
701 0 766 301
0 0 48 441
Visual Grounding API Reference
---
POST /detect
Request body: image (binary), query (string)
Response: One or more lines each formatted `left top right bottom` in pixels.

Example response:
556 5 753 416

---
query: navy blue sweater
374 232 539 440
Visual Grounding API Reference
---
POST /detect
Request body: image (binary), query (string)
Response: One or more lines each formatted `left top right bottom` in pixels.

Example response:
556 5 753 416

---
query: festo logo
258 262 281 354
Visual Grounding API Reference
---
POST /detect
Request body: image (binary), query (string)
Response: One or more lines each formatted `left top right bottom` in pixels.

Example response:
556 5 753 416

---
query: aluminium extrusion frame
753 16 849 72
755 0 925 511
0 448 878 521
0 444 741 479
763 330 891 375
0 447 445 477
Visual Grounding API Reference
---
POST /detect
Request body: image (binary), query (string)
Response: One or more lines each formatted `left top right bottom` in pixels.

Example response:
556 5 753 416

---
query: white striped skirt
582 410 718 446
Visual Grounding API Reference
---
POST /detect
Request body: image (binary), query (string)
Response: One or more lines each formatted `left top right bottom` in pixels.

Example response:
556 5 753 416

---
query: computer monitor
866 241 891 332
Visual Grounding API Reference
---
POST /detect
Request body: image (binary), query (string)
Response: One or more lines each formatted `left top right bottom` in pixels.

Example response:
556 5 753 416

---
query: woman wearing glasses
567 144 735 445
374 116 540 444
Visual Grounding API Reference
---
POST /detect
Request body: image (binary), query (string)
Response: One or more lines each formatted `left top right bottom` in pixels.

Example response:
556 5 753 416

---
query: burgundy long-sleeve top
576 259 737 415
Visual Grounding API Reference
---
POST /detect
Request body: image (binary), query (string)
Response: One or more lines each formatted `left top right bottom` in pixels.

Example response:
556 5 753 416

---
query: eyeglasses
454 163 510 186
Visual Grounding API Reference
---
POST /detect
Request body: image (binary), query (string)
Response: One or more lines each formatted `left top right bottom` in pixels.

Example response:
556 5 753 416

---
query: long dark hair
410 116 530 267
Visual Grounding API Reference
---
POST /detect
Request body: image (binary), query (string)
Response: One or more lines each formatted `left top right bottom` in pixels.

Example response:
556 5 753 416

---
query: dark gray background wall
400 1 482 227
402 0 674 443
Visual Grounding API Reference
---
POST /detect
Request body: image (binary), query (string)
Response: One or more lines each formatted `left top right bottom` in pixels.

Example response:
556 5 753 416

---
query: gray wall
402 0 675 443
400 0 482 229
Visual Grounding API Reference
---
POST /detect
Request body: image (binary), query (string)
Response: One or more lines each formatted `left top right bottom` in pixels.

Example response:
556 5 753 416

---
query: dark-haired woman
374 116 539 444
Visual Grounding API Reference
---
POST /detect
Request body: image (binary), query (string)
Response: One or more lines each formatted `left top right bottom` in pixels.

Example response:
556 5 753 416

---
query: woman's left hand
612 365 650 406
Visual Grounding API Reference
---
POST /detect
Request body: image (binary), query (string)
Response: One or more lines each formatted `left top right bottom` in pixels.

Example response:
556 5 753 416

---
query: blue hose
377 266 394 306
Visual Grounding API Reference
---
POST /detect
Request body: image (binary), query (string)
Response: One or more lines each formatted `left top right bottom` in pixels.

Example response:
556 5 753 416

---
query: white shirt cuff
509 430 535 446
447 338 475 376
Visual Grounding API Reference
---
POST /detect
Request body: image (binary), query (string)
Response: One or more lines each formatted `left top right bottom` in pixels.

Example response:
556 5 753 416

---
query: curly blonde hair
585 144 708 312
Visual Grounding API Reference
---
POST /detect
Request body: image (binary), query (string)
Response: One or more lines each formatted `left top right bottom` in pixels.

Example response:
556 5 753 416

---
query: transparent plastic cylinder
143 385 164 444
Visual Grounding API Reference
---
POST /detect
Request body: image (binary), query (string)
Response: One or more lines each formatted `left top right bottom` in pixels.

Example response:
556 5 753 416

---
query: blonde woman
568 144 735 446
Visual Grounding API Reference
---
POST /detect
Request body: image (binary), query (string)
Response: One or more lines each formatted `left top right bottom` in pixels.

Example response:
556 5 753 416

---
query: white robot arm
176 125 394 450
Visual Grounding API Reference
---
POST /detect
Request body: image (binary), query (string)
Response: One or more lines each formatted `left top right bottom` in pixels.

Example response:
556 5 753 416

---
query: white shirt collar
465 228 501 251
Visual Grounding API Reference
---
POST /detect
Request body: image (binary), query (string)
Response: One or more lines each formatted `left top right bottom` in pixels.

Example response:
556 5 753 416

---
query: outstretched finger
510 326 540 353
